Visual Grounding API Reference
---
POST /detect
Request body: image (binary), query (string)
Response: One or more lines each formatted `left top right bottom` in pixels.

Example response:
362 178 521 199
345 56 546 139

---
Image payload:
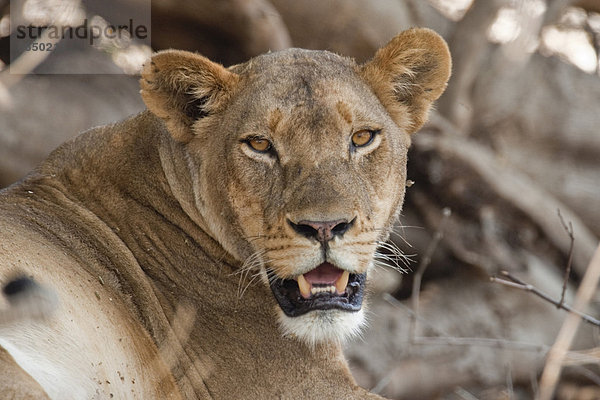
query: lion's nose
288 218 354 243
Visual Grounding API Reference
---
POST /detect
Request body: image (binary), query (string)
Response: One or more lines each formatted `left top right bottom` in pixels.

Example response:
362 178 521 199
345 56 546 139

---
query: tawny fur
0 28 450 399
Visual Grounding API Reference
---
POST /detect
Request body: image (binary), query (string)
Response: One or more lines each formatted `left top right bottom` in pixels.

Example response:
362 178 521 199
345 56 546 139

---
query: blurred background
1 0 599 399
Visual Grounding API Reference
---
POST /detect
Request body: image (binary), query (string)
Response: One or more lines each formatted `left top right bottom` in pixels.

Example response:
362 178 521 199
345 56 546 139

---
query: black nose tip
288 218 354 242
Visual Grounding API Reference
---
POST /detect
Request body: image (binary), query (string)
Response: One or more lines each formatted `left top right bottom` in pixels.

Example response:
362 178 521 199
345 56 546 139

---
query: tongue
304 262 343 285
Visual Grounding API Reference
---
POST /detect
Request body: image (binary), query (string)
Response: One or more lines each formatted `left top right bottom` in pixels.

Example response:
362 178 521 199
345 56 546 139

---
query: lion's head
140 28 450 346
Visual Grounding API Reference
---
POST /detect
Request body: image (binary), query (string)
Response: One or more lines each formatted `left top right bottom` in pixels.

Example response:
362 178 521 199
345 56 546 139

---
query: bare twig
583 11 600 75
541 0 576 27
410 336 547 352
370 333 547 396
437 0 509 131
454 387 480 400
530 370 539 399
384 293 451 337
370 373 393 395
0 27 61 109
506 363 514 400
571 365 600 387
563 346 600 366
491 271 600 327
557 209 575 307
0 0 83 100
385 293 549 353
414 131 598 278
410 207 451 341
538 244 600 400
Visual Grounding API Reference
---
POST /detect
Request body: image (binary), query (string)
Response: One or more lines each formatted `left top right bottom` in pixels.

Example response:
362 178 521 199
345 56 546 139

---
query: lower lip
268 271 367 317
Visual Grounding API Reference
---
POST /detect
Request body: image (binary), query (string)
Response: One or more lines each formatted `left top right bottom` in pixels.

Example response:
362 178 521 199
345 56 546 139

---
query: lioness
0 28 450 399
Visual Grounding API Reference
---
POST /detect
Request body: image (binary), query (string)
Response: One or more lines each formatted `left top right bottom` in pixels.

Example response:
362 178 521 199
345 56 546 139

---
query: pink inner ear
304 262 344 285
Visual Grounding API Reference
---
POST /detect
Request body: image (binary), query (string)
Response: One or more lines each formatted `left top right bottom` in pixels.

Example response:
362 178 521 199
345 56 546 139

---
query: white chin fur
277 307 366 348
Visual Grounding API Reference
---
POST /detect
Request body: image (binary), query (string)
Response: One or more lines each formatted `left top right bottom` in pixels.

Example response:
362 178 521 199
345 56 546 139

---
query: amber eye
246 137 272 153
351 129 376 147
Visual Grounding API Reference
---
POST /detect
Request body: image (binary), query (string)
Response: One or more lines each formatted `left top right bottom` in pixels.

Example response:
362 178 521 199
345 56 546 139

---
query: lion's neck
155 129 239 264
42 111 235 266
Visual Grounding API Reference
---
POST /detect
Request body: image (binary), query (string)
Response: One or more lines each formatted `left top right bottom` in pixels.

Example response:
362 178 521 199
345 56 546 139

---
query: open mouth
269 262 366 317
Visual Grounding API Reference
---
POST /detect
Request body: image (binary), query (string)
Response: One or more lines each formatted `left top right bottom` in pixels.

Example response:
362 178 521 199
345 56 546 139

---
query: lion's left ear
360 28 451 134
140 50 239 142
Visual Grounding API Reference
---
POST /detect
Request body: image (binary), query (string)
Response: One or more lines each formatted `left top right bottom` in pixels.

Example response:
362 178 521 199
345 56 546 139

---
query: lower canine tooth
335 271 350 294
297 274 311 298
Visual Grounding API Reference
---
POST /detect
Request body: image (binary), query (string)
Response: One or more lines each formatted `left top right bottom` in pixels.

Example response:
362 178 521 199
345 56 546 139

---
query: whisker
373 239 416 273
235 249 267 298
374 254 403 269
267 272 286 286
373 258 405 274
239 272 264 298
389 230 414 249
373 253 414 272
389 221 424 249
234 250 265 276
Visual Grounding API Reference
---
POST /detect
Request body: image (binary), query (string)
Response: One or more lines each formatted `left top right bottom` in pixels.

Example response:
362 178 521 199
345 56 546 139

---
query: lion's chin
266 262 368 346
277 308 366 348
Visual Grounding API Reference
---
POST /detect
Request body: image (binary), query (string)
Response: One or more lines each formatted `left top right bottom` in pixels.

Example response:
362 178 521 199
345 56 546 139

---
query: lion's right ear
140 50 239 142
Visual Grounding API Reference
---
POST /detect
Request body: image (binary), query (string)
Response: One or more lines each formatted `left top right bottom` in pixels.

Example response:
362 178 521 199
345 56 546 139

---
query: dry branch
437 0 508 131
413 128 598 277
491 271 600 327
385 293 550 353
152 0 291 65
557 209 575 307
563 347 600 366
410 207 451 340
538 244 600 400
454 387 480 400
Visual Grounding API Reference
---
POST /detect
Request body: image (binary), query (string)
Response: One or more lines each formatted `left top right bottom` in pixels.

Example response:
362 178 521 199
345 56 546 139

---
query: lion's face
141 28 451 346
213 52 410 344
